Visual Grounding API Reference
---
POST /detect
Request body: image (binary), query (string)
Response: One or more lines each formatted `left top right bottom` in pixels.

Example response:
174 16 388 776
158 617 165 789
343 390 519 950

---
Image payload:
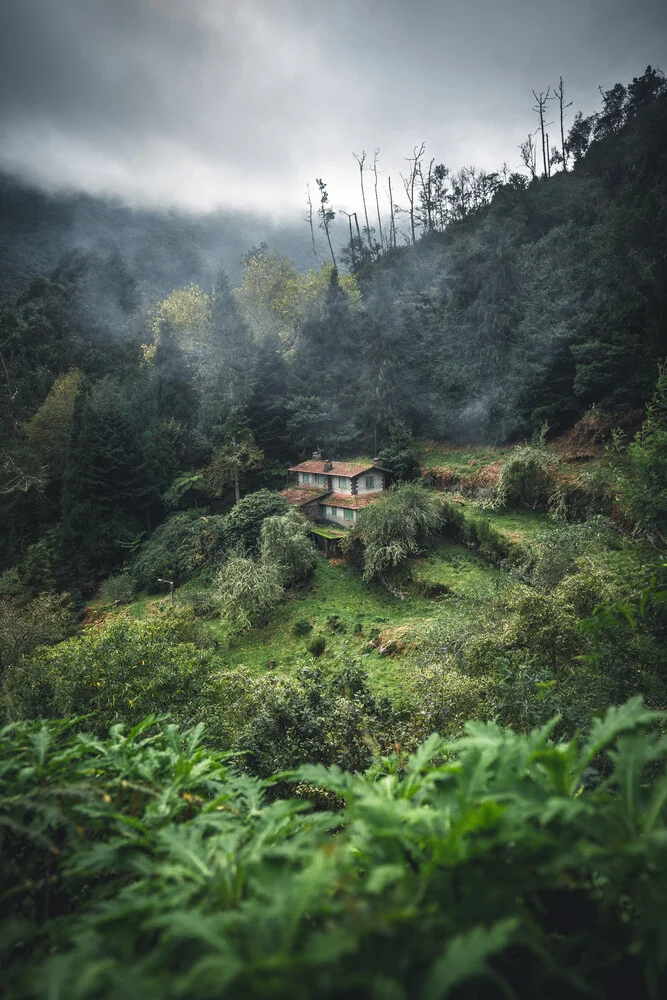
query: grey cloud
0 0 665 217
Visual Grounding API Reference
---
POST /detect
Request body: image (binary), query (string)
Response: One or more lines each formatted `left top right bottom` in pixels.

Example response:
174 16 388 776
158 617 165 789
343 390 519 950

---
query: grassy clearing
417 440 510 471
462 504 556 542
142 539 499 702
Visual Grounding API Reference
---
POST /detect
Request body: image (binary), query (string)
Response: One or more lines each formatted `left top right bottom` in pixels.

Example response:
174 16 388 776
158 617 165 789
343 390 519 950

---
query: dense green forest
2 67 667 997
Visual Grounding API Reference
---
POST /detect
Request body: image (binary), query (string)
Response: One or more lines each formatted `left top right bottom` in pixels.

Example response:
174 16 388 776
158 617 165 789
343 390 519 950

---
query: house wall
322 504 356 526
332 475 352 493
354 471 385 494
298 471 329 488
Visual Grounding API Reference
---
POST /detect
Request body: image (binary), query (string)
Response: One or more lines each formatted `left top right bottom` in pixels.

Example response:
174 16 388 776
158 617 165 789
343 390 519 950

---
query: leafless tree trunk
304 183 318 262
532 88 553 177
519 133 538 180
388 176 397 248
554 76 573 170
341 210 357 269
401 142 426 245
353 150 373 250
372 149 385 251
316 178 336 268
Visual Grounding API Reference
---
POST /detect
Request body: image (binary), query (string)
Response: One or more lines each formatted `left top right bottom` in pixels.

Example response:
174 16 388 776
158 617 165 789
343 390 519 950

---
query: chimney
323 459 333 472
312 449 322 460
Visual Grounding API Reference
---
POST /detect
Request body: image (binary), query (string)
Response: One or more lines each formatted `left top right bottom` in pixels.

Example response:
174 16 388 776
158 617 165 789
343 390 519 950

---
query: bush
347 483 443 583
215 555 283 633
224 489 290 554
615 361 667 542
497 442 556 509
259 508 317 585
530 518 618 591
0 592 73 670
4 699 667 999
1 611 215 730
178 589 221 618
98 572 134 605
0 568 29 602
206 661 390 778
131 511 228 591
307 635 327 658
293 618 313 636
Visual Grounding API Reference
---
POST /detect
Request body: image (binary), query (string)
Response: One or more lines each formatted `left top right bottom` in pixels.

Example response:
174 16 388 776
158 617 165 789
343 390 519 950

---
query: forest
1 66 667 998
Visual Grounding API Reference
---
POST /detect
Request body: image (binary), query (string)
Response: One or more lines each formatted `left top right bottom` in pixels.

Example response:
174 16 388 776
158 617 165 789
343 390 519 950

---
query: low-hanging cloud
0 0 665 218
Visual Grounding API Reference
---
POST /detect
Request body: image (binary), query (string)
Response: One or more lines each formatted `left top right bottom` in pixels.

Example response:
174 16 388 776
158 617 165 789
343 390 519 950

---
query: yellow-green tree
22 369 81 486
235 249 360 345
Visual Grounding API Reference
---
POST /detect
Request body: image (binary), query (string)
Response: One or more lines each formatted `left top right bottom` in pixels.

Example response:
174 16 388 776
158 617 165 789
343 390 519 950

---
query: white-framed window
337 476 347 489
315 474 325 485
365 475 374 489
344 508 354 520
328 506 337 517
302 472 310 484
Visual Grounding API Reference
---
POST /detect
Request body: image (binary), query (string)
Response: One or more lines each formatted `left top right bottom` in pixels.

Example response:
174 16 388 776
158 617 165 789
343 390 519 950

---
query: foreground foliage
2 698 667 998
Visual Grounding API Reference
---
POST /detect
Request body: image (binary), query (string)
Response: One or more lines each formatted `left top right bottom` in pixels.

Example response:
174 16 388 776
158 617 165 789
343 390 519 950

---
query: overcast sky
1 0 665 221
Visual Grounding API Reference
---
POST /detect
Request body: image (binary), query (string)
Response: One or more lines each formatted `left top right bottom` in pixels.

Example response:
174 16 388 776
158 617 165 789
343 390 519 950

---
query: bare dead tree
553 76 573 170
388 175 397 248
372 149 385 251
304 183 318 262
341 210 357 269
400 142 426 244
532 88 553 177
316 178 336 267
353 151 373 250
519 132 538 180
417 157 436 232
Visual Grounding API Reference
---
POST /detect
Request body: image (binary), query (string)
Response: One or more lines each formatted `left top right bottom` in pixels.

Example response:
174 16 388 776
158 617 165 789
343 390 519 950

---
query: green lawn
190 540 503 701
462 503 556 541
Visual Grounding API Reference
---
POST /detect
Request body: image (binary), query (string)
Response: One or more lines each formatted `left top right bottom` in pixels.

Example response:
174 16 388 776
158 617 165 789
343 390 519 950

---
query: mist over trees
1 66 666 583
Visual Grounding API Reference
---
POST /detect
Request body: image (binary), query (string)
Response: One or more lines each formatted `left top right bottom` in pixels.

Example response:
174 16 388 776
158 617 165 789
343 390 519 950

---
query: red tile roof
289 460 385 477
318 492 384 510
280 486 330 507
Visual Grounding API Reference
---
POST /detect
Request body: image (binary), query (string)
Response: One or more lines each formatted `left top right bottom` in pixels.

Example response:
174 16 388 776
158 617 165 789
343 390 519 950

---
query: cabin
281 455 389 553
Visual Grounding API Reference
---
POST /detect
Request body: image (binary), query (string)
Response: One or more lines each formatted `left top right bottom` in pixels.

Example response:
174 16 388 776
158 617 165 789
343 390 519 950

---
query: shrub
548 464 617 521
4 699 667 999
215 555 283 633
0 592 73 670
307 635 327 658
131 511 227 591
293 618 313 636
0 568 28 602
1 611 215 730
530 518 617 591
206 661 389 777
497 442 556 509
348 483 443 583
259 508 317 585
178 589 221 618
224 489 290 554
615 361 667 542
98 572 134 605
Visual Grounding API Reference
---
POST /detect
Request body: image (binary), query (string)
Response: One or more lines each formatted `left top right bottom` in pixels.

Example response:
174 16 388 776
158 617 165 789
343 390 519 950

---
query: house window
329 506 338 517
365 475 374 489
315 474 324 485
302 472 310 484
344 508 354 520
337 477 347 489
